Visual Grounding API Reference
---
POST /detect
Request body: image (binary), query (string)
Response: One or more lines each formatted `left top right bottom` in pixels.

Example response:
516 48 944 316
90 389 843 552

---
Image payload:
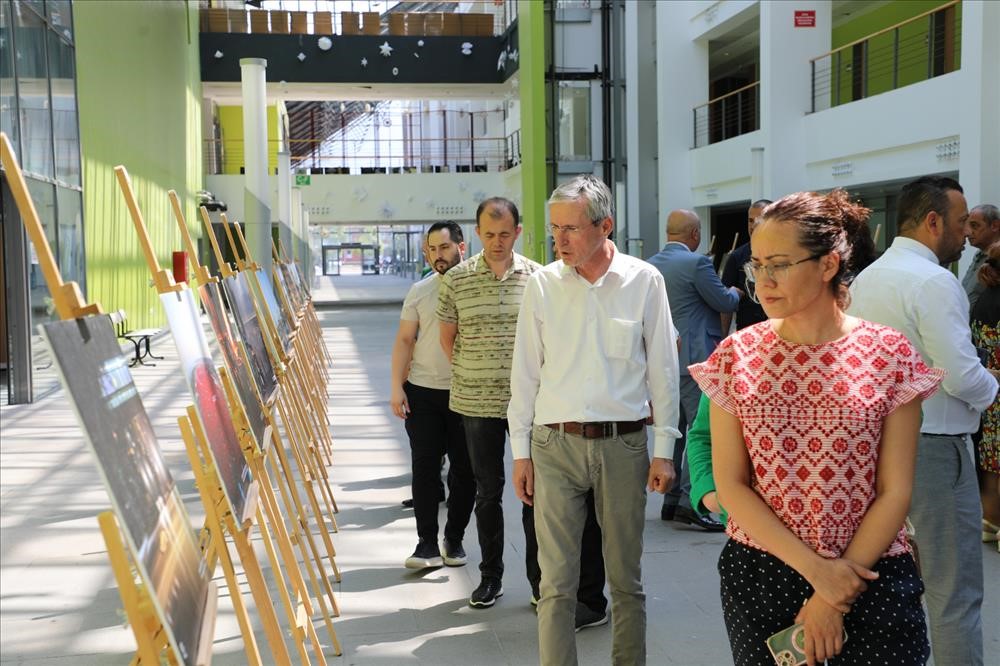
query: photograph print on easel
199 281 268 450
255 268 293 354
160 289 253 524
222 273 278 405
40 315 209 666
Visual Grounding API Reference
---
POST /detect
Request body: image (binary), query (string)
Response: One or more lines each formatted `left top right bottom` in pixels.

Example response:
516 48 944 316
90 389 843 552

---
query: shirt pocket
606 318 643 361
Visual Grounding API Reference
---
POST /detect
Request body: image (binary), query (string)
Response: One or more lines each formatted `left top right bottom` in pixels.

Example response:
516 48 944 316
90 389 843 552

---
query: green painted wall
75 0 203 329
218 105 281 175
518 0 547 263
829 0 959 105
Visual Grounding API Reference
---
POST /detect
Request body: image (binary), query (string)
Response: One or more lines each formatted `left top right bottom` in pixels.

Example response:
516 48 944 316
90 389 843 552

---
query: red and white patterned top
689 319 944 558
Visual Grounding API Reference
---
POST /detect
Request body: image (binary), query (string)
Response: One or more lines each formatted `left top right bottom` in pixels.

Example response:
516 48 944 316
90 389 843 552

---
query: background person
720 199 772 333
647 209 738 531
849 176 998 666
962 204 1000 310
390 221 475 569
971 240 1000 548
693 190 941 665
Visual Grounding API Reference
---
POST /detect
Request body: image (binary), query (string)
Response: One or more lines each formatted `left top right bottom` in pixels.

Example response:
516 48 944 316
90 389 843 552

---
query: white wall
206 170 510 225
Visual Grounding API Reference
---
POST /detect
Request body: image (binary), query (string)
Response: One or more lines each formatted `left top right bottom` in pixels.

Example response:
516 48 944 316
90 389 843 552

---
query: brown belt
545 420 646 439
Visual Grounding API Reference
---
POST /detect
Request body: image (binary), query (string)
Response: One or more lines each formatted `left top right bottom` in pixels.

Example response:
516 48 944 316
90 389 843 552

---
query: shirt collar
474 250 525 280
889 236 939 264
558 243 628 283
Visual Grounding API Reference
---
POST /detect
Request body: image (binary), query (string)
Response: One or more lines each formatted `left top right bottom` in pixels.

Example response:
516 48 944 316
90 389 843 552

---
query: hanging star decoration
379 41 394 57
214 50 224 59
297 52 306 62
461 42 473 56
361 57 368 67
417 39 425 47
497 50 507 71
510 48 519 63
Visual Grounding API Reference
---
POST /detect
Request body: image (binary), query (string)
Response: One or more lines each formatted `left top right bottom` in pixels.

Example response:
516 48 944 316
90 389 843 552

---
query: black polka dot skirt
718 539 929 665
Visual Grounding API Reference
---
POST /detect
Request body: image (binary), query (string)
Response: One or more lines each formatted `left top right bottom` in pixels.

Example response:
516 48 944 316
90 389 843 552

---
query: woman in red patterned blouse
690 190 944 666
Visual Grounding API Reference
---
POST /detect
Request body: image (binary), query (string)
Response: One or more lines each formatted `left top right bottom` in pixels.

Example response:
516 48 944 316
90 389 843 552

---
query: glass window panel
55 185 83 291
14 2 53 178
46 0 72 42
558 85 591 161
1 0 19 156
24 177 56 322
47 30 77 185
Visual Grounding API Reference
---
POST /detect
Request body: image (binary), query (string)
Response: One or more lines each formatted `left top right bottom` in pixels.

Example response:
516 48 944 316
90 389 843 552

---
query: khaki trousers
531 424 649 666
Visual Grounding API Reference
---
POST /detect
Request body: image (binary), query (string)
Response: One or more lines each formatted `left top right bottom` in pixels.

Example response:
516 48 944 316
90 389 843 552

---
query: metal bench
110 309 164 367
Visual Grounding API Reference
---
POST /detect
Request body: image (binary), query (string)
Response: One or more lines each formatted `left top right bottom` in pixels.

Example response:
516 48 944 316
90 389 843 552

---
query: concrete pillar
518 0 547 262
759 1 831 199
656 1 709 249
277 151 293 262
239 57 272 273
624 0 658 257
959 0 1000 208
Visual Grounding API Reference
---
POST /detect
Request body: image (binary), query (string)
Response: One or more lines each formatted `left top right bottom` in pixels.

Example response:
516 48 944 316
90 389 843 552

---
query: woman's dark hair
978 240 1000 289
762 189 873 307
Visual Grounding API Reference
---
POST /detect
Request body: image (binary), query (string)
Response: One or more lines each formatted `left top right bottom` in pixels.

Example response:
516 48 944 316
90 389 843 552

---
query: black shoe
442 539 467 567
469 577 504 608
402 498 414 508
575 603 609 632
672 505 725 532
660 504 676 521
404 540 443 569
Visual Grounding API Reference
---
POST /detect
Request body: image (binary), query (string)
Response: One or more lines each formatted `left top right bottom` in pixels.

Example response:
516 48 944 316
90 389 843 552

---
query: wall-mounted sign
295 174 311 186
794 10 816 27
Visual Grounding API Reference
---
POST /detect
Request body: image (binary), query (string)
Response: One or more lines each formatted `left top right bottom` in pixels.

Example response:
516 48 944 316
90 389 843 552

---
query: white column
290 186 303 261
656 1 709 248
624 0 659 256
277 151 293 260
758 1 831 199
959 0 1000 208
751 146 765 202
240 57 272 274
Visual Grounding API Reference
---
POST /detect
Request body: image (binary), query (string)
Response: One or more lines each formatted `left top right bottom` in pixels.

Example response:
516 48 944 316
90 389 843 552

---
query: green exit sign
295 174 311 186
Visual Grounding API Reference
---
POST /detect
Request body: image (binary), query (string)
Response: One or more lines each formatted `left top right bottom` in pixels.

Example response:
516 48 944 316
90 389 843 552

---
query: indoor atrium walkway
1 283 997 664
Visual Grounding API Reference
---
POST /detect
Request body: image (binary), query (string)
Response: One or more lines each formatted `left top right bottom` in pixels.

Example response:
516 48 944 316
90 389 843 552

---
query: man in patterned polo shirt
437 197 541 608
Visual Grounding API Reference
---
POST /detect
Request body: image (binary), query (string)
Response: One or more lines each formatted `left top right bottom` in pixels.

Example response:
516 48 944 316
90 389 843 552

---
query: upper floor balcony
199 0 519 85
810 0 961 113
200 0 517 39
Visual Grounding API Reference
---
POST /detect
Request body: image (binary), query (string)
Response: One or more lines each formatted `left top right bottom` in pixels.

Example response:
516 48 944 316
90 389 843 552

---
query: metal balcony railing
810 0 961 112
692 81 759 148
200 0 517 38
205 131 522 176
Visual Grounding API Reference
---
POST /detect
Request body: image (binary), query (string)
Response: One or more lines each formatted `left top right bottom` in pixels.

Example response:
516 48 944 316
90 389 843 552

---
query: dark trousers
524 489 607 613
463 415 520 581
404 382 475 545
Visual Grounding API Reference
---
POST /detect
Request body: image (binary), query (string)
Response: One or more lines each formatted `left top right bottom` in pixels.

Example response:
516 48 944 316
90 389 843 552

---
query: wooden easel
115 165 327 664
0 131 217 665
169 194 342 652
219 215 341 521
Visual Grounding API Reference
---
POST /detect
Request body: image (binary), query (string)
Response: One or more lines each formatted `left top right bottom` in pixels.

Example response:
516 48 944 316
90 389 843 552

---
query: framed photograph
222 273 278 405
41 316 209 666
160 289 253 524
254 269 293 355
199 282 268 449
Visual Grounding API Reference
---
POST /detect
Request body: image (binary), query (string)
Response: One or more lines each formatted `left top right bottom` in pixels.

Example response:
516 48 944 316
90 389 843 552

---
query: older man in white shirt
508 175 681 666
849 175 998 666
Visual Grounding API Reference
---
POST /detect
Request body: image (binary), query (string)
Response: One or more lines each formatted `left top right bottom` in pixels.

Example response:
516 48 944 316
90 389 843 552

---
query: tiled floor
1 283 997 664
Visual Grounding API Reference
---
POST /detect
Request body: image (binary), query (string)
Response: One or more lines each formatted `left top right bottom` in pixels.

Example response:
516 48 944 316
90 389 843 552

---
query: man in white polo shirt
391 221 475 570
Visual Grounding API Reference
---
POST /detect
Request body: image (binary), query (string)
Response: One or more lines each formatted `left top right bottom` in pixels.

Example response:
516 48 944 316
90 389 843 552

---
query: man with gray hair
509 174 681 665
962 204 1000 310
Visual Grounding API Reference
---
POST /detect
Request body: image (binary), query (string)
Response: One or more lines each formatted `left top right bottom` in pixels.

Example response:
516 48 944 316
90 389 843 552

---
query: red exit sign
795 10 816 27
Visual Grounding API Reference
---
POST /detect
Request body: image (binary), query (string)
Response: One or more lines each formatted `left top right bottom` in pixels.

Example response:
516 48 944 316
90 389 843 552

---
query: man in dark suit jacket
721 199 772 332
647 209 739 531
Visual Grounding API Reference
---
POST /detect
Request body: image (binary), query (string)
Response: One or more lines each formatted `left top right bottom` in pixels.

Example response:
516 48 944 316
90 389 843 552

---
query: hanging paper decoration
297 52 306 62
379 41 394 57
317 36 333 51
214 50 224 59
392 66 399 76
361 57 368 67
461 42 473 56
497 50 507 71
